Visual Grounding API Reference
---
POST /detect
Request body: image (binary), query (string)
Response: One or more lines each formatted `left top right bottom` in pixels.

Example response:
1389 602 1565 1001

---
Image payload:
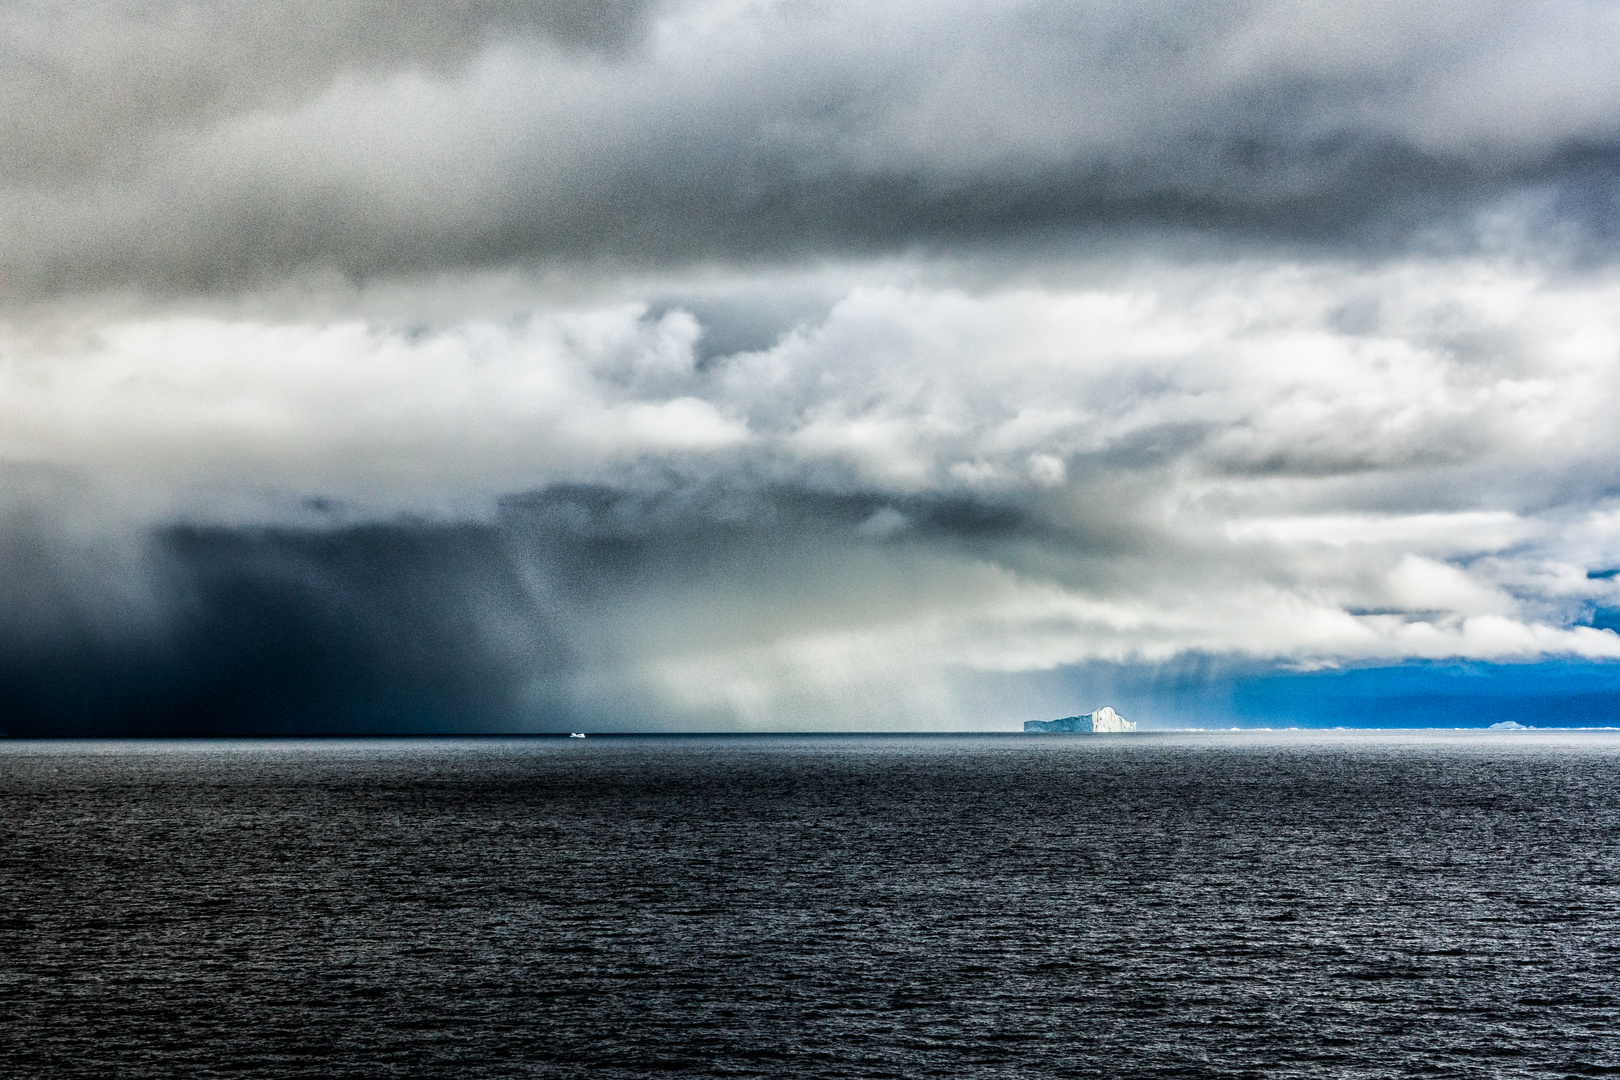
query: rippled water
3 731 1618 1078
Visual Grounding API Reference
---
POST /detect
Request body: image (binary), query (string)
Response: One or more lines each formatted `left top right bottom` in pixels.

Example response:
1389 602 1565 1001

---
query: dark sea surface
3 731 1619 1078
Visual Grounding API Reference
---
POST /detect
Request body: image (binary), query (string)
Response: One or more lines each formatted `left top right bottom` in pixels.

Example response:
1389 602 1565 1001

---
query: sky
5 0 1620 734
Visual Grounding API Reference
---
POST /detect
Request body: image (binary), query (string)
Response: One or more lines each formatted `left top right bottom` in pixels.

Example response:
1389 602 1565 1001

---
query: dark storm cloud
6 0 1620 296
0 482 1049 735
7 445 1610 735
0 516 563 735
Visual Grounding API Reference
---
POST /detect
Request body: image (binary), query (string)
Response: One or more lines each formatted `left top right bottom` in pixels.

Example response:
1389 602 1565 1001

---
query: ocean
3 731 1617 1078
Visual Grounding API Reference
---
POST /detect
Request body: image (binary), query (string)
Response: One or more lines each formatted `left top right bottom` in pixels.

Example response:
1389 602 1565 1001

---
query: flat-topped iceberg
1025 706 1136 733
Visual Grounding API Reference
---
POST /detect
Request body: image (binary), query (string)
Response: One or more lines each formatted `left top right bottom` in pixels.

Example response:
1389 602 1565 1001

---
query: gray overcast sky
4 0 1620 733
6 0 1620 293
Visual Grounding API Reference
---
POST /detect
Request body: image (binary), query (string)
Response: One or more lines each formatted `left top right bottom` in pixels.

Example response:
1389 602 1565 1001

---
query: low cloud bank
4 257 1620 731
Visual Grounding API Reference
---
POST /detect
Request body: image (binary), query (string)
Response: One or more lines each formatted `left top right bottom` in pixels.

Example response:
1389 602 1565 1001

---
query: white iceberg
1024 706 1136 733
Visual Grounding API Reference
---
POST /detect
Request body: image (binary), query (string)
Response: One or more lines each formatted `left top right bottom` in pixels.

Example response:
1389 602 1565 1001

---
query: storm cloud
5 0 1620 295
4 1 1620 732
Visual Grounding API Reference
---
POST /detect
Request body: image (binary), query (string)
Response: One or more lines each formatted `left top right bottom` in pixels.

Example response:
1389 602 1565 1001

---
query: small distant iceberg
1487 721 1530 731
1025 706 1136 733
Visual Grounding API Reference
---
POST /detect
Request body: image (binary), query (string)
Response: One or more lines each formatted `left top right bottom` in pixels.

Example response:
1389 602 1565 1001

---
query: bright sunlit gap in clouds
4 0 1620 732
